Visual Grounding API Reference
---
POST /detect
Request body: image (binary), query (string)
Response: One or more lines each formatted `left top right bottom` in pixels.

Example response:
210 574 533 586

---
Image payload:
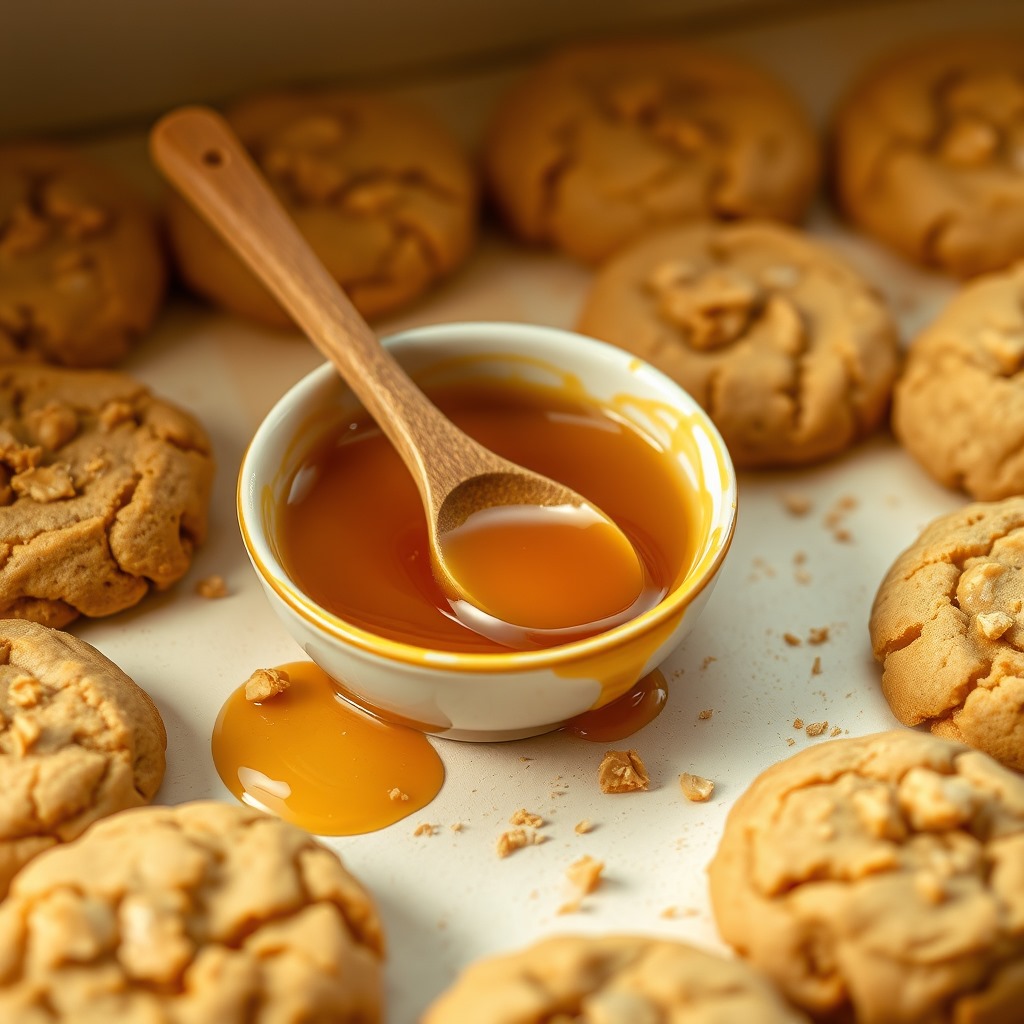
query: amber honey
279 377 699 654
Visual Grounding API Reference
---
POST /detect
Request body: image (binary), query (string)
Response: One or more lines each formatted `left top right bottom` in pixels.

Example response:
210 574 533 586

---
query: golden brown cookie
0 801 384 1021
870 498 1024 770
0 365 214 627
165 90 477 327
0 620 165 897
834 36 1024 277
892 264 1024 499
577 221 900 467
423 934 809 1024
485 40 819 265
709 730 1024 1024
0 143 166 367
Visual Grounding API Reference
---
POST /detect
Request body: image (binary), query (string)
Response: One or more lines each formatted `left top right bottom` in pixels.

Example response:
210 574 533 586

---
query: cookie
0 365 214 627
834 36 1024 277
423 934 808 1023
892 264 1024 500
869 497 1024 770
484 40 819 265
0 801 384 1021
577 221 900 467
709 730 1024 1024
0 619 165 896
166 90 477 327
0 143 166 367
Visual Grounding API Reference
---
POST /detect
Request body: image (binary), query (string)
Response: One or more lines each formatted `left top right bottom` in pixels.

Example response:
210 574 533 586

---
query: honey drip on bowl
211 662 445 835
564 670 668 741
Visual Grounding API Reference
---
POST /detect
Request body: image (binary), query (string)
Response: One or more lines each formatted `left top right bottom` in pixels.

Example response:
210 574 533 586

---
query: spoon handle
150 105 499 510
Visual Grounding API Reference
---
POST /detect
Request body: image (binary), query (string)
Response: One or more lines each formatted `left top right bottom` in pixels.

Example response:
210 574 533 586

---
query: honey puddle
564 670 668 742
211 662 444 836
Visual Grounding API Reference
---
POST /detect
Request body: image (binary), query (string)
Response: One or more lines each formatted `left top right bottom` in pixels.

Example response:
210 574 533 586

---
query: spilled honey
279 378 698 653
211 662 444 835
564 670 668 741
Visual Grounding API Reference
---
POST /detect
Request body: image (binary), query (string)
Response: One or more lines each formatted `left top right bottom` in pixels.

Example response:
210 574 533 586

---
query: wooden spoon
150 106 653 649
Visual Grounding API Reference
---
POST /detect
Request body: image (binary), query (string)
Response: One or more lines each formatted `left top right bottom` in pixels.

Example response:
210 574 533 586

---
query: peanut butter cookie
834 36 1024 277
424 934 809 1023
0 620 164 897
0 143 166 367
0 365 213 627
709 730 1024 1024
166 90 477 327
485 40 819 265
0 801 384 1021
577 221 900 467
870 497 1024 770
893 264 1024 500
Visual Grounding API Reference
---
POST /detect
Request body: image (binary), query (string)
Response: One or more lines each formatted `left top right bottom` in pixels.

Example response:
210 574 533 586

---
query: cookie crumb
679 772 715 802
700 656 716 670
811 656 822 675
598 749 650 793
808 626 830 645
450 822 463 833
793 717 804 729
388 788 409 803
574 820 593 835
196 574 228 599
496 828 545 857
244 667 291 703
509 808 544 828
976 610 1014 640
783 632 802 647
698 708 714 720
413 823 437 837
806 721 829 738
566 854 604 894
782 492 812 516
786 737 796 747
830 725 842 737
519 756 533 762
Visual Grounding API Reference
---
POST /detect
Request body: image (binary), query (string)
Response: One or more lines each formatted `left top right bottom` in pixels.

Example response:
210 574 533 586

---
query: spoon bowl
150 106 649 648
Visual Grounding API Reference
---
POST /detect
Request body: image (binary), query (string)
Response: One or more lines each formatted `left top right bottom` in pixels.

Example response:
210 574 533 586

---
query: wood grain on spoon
149 106 647 644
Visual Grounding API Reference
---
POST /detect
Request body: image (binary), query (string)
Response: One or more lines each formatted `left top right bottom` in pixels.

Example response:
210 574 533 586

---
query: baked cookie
0 801 384 1021
892 264 1024 500
166 90 477 327
0 143 166 367
870 497 1024 770
0 619 165 897
709 730 1024 1024
485 40 819 265
424 934 809 1023
834 36 1024 277
0 365 214 627
577 221 900 467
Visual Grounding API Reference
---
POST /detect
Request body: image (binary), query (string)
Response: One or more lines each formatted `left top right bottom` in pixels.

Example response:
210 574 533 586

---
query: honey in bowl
279 375 699 654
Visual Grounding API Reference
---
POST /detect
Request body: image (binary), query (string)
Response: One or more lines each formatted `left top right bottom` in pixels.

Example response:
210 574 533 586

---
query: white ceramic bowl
238 322 737 741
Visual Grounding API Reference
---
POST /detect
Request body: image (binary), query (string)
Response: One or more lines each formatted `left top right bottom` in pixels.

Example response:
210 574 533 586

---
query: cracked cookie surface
577 221 900 467
870 497 1024 769
166 90 477 327
0 365 213 627
834 36 1024 277
893 264 1024 499
485 40 819 265
709 730 1024 1024
423 934 809 1024
0 143 166 367
0 620 165 897
0 801 384 1022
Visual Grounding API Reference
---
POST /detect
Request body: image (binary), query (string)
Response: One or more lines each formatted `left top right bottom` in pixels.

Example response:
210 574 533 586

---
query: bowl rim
237 321 738 673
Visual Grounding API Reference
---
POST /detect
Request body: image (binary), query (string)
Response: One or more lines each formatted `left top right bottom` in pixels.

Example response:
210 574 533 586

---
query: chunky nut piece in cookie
0 144 165 367
0 801 384 1021
0 620 165 897
166 90 477 327
870 496 1024 770
485 40 819 265
0 365 214 627
578 221 900 467
424 934 809 1023
709 731 1024 1024
834 36 1024 276
893 264 1024 500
